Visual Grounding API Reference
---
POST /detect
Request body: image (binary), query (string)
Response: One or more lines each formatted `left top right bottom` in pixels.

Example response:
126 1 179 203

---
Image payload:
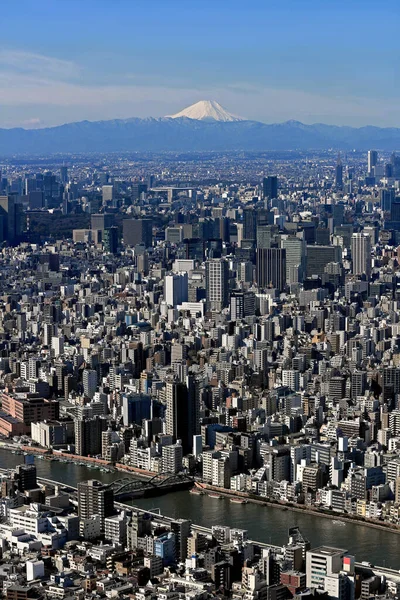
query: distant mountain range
2 100 400 155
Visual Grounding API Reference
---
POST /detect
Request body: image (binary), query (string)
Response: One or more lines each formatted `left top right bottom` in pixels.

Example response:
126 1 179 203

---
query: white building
105 513 127 547
162 443 183 474
26 560 44 581
164 272 188 307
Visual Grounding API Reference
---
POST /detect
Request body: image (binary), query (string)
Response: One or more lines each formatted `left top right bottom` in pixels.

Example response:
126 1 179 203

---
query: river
0 449 399 569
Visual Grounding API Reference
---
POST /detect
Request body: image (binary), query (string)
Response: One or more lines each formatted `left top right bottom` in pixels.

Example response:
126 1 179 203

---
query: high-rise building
164 272 188 307
91 213 114 236
230 291 256 320
74 417 106 456
256 248 286 291
83 369 97 399
368 150 378 174
122 218 153 248
243 208 257 241
391 152 400 178
78 479 114 530
257 224 278 249
131 183 147 200
335 154 343 188
281 235 306 283
15 464 37 491
205 258 229 311
306 546 345 590
351 232 371 278
162 443 183 474
170 519 191 562
306 245 342 278
60 165 68 183
165 375 200 454
122 393 152 426
103 226 118 254
263 176 278 201
380 188 395 212
102 185 114 203
0 195 23 243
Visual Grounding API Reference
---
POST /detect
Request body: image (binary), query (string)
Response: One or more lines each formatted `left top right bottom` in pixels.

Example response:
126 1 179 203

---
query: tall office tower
256 248 286 291
306 245 342 278
78 479 114 530
184 237 204 261
390 198 400 223
131 182 148 201
230 291 256 320
0 195 23 243
122 218 153 248
164 272 188 307
103 226 118 254
83 369 98 399
43 171 60 207
390 152 400 179
281 236 306 283
380 188 395 212
351 232 371 278
262 176 278 200
243 207 257 241
205 258 229 311
74 417 107 456
91 213 114 234
331 202 345 228
102 185 114 203
165 375 199 454
335 154 343 188
368 150 378 174
60 165 68 183
257 224 278 249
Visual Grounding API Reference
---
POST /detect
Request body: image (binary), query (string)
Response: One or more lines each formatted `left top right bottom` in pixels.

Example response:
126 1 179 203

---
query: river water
0 449 398 569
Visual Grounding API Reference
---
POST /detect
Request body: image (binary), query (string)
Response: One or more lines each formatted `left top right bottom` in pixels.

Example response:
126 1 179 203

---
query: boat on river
230 498 248 504
209 493 222 499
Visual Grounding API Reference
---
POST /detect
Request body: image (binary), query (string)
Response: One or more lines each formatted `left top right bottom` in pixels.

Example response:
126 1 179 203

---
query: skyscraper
262 176 278 201
91 213 114 235
281 236 306 283
83 369 97 399
256 248 286 291
230 291 256 320
335 154 343 189
123 218 153 248
60 165 68 183
368 150 378 174
103 226 119 254
164 272 188 307
351 232 371 278
380 188 395 212
243 207 257 241
205 258 229 311
165 375 200 454
0 195 23 243
74 417 106 456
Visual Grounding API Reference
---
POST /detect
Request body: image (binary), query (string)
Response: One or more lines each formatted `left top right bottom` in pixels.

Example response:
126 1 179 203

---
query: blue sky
1 0 399 128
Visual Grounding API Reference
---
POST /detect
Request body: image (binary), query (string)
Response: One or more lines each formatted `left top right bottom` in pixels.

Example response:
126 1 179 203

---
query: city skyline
1 0 400 129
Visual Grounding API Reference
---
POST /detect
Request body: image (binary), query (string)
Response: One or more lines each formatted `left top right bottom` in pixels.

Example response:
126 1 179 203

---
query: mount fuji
166 100 244 122
2 101 400 154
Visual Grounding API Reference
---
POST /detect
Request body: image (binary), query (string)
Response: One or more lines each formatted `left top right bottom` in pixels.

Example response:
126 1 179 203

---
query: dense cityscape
0 146 399 598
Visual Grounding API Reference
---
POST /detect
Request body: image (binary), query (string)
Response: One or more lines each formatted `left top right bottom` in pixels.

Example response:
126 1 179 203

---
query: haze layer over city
1 2 400 600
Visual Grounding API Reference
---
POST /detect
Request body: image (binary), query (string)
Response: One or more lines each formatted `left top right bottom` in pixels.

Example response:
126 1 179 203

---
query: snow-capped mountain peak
166 100 244 122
